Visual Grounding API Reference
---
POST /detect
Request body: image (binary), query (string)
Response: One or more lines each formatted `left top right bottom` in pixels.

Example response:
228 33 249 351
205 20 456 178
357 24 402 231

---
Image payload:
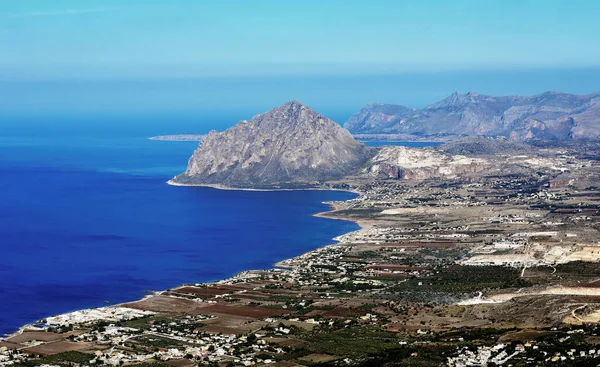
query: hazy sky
2 0 600 119
3 0 600 79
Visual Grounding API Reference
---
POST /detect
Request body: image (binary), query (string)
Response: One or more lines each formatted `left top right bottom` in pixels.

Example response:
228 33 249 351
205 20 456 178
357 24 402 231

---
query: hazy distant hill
345 91 600 141
171 101 374 188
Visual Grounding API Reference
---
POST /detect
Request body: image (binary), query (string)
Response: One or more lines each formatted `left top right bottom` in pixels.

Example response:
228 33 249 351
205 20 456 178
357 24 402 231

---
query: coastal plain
4 137 600 367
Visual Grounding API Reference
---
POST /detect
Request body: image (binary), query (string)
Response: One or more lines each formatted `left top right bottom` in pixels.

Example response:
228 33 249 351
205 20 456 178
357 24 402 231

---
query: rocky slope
362 138 573 181
345 91 600 141
437 136 531 156
363 146 489 180
170 101 374 188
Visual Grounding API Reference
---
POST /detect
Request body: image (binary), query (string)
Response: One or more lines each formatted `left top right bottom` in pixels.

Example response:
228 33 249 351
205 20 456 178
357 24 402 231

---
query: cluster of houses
1 314 290 367
448 338 600 366
0 348 26 367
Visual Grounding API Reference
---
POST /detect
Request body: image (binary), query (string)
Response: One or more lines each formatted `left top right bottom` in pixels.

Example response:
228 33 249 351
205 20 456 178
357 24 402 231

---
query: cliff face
171 101 374 188
345 91 600 141
364 146 489 180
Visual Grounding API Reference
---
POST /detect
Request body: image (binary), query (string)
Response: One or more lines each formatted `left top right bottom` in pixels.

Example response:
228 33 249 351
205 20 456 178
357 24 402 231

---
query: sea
0 110 439 336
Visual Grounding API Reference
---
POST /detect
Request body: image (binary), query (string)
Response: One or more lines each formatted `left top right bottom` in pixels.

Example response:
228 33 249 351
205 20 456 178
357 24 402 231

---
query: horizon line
2 65 600 82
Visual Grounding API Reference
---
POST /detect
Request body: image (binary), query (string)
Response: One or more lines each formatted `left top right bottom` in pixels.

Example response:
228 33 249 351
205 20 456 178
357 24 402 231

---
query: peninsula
4 101 600 367
149 135 206 141
169 101 374 189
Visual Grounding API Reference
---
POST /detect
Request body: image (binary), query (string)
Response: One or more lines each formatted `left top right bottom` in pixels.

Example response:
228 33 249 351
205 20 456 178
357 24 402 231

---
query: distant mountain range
345 91 600 141
170 101 374 188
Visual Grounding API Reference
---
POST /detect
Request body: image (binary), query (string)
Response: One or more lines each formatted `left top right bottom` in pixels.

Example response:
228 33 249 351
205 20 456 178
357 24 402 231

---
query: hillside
345 91 600 141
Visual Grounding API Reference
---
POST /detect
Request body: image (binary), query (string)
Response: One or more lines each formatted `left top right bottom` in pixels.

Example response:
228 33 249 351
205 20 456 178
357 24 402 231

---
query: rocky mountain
170 101 374 188
345 91 600 141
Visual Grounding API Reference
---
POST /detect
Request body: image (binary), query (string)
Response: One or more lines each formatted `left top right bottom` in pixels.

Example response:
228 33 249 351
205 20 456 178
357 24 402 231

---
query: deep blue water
0 121 358 336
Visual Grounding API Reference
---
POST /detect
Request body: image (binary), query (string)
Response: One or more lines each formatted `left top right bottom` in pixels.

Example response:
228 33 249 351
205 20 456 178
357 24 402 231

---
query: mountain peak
277 100 307 110
541 90 563 95
254 100 327 128
264 100 318 113
427 91 470 109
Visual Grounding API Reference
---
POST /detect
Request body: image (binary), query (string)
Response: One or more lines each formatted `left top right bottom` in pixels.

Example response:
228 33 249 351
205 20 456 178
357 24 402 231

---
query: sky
1 0 600 119
2 0 600 79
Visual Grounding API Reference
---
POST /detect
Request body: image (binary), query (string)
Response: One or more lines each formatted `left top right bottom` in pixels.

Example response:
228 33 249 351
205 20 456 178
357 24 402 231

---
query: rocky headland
169 101 375 189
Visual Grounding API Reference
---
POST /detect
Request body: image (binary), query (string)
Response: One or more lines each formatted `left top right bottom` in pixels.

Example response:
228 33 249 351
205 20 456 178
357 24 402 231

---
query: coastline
148 135 206 142
2 185 364 341
166 178 363 195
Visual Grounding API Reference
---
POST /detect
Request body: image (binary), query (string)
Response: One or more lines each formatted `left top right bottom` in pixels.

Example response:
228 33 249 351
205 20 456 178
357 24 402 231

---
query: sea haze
0 115 359 335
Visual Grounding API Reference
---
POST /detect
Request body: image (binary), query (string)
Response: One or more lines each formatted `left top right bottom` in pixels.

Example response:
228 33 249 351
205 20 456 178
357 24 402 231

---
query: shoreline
2 185 364 341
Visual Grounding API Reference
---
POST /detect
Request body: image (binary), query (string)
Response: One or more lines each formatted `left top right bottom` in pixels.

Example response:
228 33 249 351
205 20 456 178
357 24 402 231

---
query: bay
0 119 358 335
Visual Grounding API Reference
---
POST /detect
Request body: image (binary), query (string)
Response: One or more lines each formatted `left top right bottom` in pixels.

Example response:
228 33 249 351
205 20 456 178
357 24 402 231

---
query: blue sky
2 0 600 79
2 1 600 118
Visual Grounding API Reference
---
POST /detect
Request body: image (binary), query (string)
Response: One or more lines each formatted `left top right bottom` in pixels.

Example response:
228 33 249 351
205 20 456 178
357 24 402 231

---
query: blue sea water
0 117 359 336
